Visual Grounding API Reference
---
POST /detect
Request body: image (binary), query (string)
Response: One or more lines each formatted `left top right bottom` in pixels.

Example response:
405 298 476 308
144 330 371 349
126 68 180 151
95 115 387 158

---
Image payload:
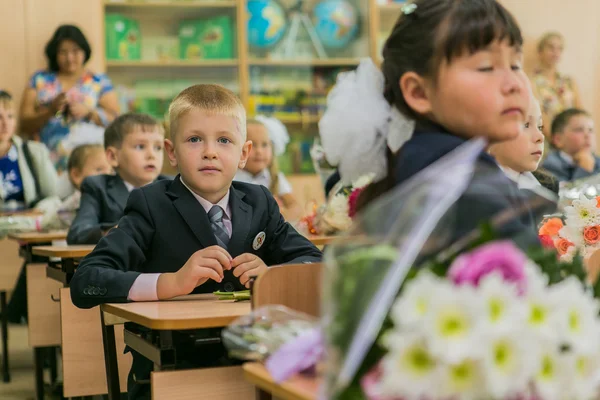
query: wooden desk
32 245 94 259
6 231 66 397
101 295 252 399
307 235 339 247
32 245 94 285
243 362 319 400
102 294 251 330
8 230 67 244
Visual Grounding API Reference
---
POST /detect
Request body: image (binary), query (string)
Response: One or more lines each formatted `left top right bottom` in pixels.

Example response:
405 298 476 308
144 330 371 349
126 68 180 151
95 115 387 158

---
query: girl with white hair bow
234 116 303 220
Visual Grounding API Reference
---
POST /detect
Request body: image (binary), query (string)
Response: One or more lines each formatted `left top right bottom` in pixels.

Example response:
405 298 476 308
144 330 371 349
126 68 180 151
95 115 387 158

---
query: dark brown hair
358 0 523 212
551 108 590 136
104 113 163 149
45 25 91 72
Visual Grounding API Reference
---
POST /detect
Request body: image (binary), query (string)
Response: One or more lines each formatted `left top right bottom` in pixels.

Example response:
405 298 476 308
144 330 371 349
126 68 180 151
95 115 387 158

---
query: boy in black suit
542 108 600 182
67 113 167 244
70 84 322 399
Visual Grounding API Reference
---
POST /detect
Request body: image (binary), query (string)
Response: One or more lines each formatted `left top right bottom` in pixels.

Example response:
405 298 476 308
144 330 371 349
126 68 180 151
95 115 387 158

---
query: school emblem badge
253 231 266 250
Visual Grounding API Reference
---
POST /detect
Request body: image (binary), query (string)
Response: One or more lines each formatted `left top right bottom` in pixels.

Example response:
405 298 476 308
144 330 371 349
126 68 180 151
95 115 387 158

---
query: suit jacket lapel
107 175 130 212
228 186 252 256
167 176 217 249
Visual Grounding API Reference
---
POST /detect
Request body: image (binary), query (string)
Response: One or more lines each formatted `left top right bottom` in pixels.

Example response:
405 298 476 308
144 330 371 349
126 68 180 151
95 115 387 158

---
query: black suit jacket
393 124 555 249
70 176 322 309
67 174 169 245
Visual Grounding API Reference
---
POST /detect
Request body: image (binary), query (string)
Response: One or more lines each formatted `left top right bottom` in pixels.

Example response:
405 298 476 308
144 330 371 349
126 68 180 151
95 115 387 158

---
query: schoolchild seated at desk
67 113 168 245
69 84 322 399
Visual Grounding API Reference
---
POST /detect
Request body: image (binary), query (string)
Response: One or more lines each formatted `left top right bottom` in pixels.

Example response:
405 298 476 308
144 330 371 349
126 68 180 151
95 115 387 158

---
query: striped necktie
208 206 230 249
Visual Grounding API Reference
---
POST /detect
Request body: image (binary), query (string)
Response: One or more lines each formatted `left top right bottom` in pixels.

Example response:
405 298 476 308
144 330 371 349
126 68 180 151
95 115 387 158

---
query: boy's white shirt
499 165 541 190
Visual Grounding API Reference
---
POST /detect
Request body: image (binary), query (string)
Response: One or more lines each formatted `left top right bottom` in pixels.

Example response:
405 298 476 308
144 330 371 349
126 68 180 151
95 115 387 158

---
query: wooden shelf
103 1 237 8
106 59 238 67
248 58 362 67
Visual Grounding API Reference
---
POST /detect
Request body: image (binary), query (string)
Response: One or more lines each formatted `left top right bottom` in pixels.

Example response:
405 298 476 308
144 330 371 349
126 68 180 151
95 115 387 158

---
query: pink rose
348 187 364 218
448 241 527 292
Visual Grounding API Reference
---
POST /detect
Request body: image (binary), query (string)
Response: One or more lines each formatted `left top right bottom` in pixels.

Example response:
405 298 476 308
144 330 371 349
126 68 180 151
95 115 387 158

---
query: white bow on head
318 58 415 184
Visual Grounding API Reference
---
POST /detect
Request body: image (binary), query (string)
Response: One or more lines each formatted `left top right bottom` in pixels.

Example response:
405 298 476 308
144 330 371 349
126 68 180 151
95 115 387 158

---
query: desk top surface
306 235 339 246
8 230 67 244
32 245 94 259
101 294 251 330
243 362 319 400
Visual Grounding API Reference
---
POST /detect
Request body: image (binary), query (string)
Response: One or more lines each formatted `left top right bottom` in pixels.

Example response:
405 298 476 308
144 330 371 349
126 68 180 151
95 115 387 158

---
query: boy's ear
238 140 253 169
105 146 119 168
69 168 82 189
551 132 563 148
164 138 178 168
400 72 433 116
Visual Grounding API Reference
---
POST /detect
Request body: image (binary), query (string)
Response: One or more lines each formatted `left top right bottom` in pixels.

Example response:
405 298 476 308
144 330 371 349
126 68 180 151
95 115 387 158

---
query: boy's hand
158 246 232 299
574 150 596 172
232 253 268 288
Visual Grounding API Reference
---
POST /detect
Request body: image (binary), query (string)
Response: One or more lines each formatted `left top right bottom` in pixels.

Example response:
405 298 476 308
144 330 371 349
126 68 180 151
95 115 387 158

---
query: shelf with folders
102 0 405 174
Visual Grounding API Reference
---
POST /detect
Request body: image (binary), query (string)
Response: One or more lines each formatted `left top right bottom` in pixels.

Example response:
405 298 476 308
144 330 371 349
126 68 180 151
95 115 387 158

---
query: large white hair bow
254 115 290 157
318 58 415 184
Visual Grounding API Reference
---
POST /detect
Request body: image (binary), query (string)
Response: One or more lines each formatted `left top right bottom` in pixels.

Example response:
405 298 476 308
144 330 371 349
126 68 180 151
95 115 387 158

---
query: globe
247 0 287 49
313 0 359 49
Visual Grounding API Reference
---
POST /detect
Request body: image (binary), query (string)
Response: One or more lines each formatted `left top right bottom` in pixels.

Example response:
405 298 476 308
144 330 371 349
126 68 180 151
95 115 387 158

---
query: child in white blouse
234 117 302 219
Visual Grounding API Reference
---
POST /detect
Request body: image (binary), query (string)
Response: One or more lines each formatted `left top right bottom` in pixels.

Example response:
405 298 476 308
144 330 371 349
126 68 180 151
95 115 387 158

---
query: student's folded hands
157 246 232 299
231 253 268 288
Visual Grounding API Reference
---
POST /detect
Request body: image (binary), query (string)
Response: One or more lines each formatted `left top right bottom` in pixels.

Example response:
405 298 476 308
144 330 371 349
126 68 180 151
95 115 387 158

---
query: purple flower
448 241 527 292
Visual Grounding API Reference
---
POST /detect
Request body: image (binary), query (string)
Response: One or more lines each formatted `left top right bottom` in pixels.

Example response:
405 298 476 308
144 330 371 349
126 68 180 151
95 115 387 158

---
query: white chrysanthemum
476 272 526 333
480 331 539 398
390 270 442 329
438 358 485 400
524 261 549 292
564 195 600 227
351 173 375 190
322 193 352 231
524 283 560 342
422 284 481 363
532 346 569 400
550 277 600 354
561 350 600 400
379 332 441 400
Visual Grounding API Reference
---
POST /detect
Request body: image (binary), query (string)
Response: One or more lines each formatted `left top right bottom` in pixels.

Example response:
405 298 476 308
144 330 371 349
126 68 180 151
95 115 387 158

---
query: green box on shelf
105 14 141 60
178 16 234 60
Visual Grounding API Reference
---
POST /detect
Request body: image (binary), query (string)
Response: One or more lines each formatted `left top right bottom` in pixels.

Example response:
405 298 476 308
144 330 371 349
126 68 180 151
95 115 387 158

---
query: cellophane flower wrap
558 174 600 210
320 139 584 400
0 196 69 237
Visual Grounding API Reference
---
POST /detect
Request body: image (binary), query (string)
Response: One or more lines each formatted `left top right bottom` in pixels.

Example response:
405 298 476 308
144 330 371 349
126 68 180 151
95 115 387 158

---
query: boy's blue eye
189 137 200 143
218 137 231 144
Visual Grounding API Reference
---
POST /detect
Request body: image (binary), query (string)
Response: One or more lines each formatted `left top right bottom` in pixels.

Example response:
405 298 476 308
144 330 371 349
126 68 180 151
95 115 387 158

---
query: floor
0 324 36 400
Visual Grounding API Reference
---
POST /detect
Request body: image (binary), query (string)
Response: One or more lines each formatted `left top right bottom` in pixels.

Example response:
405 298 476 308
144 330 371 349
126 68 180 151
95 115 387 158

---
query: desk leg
101 313 121 400
48 347 58 385
256 388 272 400
34 347 44 400
1 290 9 383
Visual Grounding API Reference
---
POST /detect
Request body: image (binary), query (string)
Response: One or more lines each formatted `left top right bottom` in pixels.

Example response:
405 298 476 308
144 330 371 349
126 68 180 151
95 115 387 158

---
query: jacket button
99 288 107 296
92 288 100 296
83 288 89 295
223 282 235 292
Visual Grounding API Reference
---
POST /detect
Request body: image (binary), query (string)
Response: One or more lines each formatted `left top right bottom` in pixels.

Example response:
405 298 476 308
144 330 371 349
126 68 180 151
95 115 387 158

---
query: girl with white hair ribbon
234 116 303 220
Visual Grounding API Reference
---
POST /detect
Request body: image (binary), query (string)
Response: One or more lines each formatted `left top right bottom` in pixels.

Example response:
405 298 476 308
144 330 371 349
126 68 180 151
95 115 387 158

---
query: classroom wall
0 0 104 112
500 0 600 144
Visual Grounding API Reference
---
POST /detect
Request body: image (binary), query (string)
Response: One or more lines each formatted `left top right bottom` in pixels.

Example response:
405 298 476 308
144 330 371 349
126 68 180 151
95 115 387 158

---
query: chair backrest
152 366 254 400
60 288 131 397
252 263 323 317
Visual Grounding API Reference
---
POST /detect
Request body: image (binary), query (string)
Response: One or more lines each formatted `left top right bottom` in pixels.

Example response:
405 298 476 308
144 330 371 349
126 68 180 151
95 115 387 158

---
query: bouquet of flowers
298 174 375 236
539 194 600 263
0 196 68 238
559 173 600 210
319 139 600 400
